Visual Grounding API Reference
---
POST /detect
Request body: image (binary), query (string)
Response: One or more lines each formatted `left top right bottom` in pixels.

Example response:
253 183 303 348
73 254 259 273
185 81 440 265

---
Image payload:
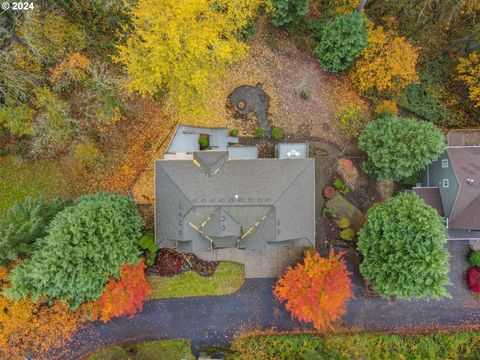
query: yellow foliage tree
115 0 267 114
457 52 480 108
351 26 419 95
322 0 359 16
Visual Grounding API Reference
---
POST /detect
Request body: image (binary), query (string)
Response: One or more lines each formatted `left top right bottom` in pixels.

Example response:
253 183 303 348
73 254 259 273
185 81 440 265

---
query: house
413 130 480 240
155 126 315 276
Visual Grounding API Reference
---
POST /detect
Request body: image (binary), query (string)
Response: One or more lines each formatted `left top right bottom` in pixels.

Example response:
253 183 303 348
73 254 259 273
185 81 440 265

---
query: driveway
56 241 479 359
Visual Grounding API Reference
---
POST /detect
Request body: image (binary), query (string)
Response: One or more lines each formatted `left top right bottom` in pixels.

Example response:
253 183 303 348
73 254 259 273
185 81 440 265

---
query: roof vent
467 178 475 185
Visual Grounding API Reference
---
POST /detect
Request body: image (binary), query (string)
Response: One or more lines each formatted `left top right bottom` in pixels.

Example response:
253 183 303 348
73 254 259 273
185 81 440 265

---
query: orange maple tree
273 249 353 330
0 263 88 359
96 259 151 322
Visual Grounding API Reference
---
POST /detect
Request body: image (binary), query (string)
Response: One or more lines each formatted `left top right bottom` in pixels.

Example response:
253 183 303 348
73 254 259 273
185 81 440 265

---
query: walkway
59 241 480 359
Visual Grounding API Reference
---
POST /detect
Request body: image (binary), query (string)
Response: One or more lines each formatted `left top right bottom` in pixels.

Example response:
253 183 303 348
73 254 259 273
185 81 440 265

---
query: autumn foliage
337 158 359 188
351 26 419 95
273 249 353 330
96 260 151 322
0 263 87 359
457 52 480 108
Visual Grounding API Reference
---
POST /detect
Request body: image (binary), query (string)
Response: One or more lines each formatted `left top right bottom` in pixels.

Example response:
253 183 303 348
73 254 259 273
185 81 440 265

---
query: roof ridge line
273 158 314 205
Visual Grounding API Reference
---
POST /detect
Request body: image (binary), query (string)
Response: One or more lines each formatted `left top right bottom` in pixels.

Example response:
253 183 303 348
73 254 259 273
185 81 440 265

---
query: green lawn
148 261 244 299
228 333 480 360
85 339 194 360
0 155 78 213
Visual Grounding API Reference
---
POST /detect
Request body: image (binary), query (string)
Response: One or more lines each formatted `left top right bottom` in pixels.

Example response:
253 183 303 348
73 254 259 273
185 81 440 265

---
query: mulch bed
146 248 218 277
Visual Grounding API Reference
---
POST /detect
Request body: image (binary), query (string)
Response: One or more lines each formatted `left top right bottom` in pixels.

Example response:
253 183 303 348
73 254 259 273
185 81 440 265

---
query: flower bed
146 248 217 277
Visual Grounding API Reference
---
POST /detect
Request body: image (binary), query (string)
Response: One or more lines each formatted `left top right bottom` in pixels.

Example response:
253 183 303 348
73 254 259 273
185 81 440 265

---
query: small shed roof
277 143 308 159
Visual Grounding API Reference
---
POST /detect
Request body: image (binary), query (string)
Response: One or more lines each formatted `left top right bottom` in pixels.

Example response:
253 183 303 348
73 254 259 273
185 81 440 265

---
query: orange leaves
273 249 353 330
351 26 418 95
49 52 91 87
0 263 86 359
96 260 151 322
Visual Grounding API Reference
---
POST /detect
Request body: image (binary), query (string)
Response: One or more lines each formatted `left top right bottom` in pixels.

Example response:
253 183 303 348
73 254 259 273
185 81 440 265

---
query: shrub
0 197 67 264
0 103 35 136
333 178 350 195
359 116 446 181
358 192 450 299
338 104 369 140
340 228 355 241
94 260 151 322
321 208 337 218
468 251 480 267
270 0 308 30
237 22 257 42
337 217 350 229
72 141 102 169
229 129 239 137
273 250 353 330
374 100 398 116
468 267 480 293
337 158 359 188
323 185 336 199
254 127 265 138
299 90 309 100
6 193 143 309
199 136 209 149
137 233 158 266
230 333 480 360
271 127 284 139
351 26 419 96
315 13 369 73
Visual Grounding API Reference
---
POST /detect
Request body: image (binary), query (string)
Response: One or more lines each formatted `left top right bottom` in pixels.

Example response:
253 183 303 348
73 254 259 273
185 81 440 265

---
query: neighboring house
413 130 480 240
155 126 315 276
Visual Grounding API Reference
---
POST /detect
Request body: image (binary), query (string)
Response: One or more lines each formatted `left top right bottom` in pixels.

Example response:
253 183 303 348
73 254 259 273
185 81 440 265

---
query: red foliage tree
273 249 353 330
323 185 336 199
468 266 480 293
97 259 151 322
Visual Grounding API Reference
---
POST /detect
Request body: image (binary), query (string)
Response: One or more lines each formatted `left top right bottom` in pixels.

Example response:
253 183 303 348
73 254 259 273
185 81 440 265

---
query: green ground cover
85 339 194 360
0 156 77 213
147 262 244 299
228 332 480 360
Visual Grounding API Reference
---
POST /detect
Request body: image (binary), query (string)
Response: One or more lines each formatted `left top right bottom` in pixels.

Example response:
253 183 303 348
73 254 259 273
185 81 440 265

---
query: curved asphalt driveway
59 241 480 359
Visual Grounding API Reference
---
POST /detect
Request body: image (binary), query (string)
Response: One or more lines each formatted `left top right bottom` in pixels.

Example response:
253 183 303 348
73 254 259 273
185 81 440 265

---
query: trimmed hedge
228 333 480 360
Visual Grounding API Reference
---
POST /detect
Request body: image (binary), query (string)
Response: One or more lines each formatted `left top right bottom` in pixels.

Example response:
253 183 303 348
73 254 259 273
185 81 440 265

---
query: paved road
59 241 480 359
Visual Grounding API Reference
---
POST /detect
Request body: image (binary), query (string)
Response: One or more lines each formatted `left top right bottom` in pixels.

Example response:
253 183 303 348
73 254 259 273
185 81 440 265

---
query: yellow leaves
351 26 419 95
324 0 359 16
21 11 86 62
115 0 267 115
457 51 480 107
375 100 398 116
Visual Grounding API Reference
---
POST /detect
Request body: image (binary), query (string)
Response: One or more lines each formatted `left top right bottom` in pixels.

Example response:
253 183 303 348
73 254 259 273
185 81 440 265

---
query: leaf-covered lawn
0 156 79 213
147 262 244 299
85 339 194 360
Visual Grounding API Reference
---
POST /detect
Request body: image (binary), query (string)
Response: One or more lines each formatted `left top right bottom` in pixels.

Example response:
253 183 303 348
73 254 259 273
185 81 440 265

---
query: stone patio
196 247 305 278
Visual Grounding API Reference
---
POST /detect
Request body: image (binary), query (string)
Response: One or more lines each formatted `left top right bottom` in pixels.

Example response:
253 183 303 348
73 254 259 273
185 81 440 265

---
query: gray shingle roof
155 153 315 251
